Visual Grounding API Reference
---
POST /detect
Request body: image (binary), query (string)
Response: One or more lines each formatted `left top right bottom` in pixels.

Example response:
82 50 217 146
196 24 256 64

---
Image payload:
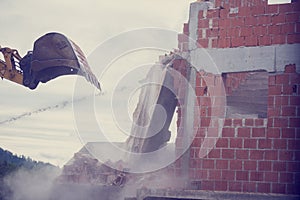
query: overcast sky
0 0 290 166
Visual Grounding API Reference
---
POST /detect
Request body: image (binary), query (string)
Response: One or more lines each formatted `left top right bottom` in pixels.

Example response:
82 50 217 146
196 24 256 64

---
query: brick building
172 0 300 196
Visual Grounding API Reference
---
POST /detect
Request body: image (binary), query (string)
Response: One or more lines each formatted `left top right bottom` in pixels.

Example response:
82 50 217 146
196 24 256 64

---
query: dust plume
3 166 61 200
2 164 126 200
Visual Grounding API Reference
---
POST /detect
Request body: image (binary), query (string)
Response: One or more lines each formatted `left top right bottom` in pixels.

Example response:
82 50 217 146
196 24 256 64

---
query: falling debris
57 52 184 194
126 52 179 153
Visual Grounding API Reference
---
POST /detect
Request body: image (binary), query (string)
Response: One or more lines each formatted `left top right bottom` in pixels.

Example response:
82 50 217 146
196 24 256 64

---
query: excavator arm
0 32 101 90
0 47 24 86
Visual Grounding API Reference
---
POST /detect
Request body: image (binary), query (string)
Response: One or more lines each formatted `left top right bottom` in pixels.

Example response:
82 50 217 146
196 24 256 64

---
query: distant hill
0 147 60 200
0 147 57 178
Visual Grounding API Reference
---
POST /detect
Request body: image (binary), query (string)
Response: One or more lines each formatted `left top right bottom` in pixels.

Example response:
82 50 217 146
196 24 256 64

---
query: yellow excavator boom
0 32 101 90
0 47 24 86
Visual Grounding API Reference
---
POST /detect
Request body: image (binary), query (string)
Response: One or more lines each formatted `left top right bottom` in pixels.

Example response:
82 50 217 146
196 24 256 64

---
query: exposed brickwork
196 1 300 48
174 62 300 194
178 23 189 52
173 2 300 195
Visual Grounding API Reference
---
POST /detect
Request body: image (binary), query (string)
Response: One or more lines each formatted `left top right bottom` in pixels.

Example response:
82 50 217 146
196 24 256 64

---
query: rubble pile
57 150 127 186
57 144 184 194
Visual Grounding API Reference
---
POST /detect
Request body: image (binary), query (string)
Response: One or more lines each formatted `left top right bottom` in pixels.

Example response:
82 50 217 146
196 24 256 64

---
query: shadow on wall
223 70 269 118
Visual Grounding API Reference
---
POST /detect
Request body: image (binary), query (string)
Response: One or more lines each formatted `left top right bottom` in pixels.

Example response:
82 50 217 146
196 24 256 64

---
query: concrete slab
190 44 300 74
276 44 300 72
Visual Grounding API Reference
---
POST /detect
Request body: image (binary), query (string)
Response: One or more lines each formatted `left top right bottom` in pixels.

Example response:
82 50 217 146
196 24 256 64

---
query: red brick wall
172 0 300 195
178 23 189 52
195 1 300 48
173 63 300 194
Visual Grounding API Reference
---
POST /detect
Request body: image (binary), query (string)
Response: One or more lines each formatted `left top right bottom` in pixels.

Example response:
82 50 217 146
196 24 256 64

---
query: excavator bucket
20 32 101 90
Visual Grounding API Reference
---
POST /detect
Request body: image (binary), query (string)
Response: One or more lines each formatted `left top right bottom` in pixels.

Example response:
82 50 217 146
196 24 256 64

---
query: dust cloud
3 166 60 200
3 165 122 200
2 158 184 200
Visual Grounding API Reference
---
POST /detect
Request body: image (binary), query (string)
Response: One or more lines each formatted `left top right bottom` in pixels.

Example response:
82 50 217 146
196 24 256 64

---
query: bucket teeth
24 32 100 90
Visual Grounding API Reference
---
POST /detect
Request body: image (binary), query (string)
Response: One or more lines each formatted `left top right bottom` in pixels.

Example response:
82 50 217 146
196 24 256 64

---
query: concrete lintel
276 44 300 72
190 43 300 74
